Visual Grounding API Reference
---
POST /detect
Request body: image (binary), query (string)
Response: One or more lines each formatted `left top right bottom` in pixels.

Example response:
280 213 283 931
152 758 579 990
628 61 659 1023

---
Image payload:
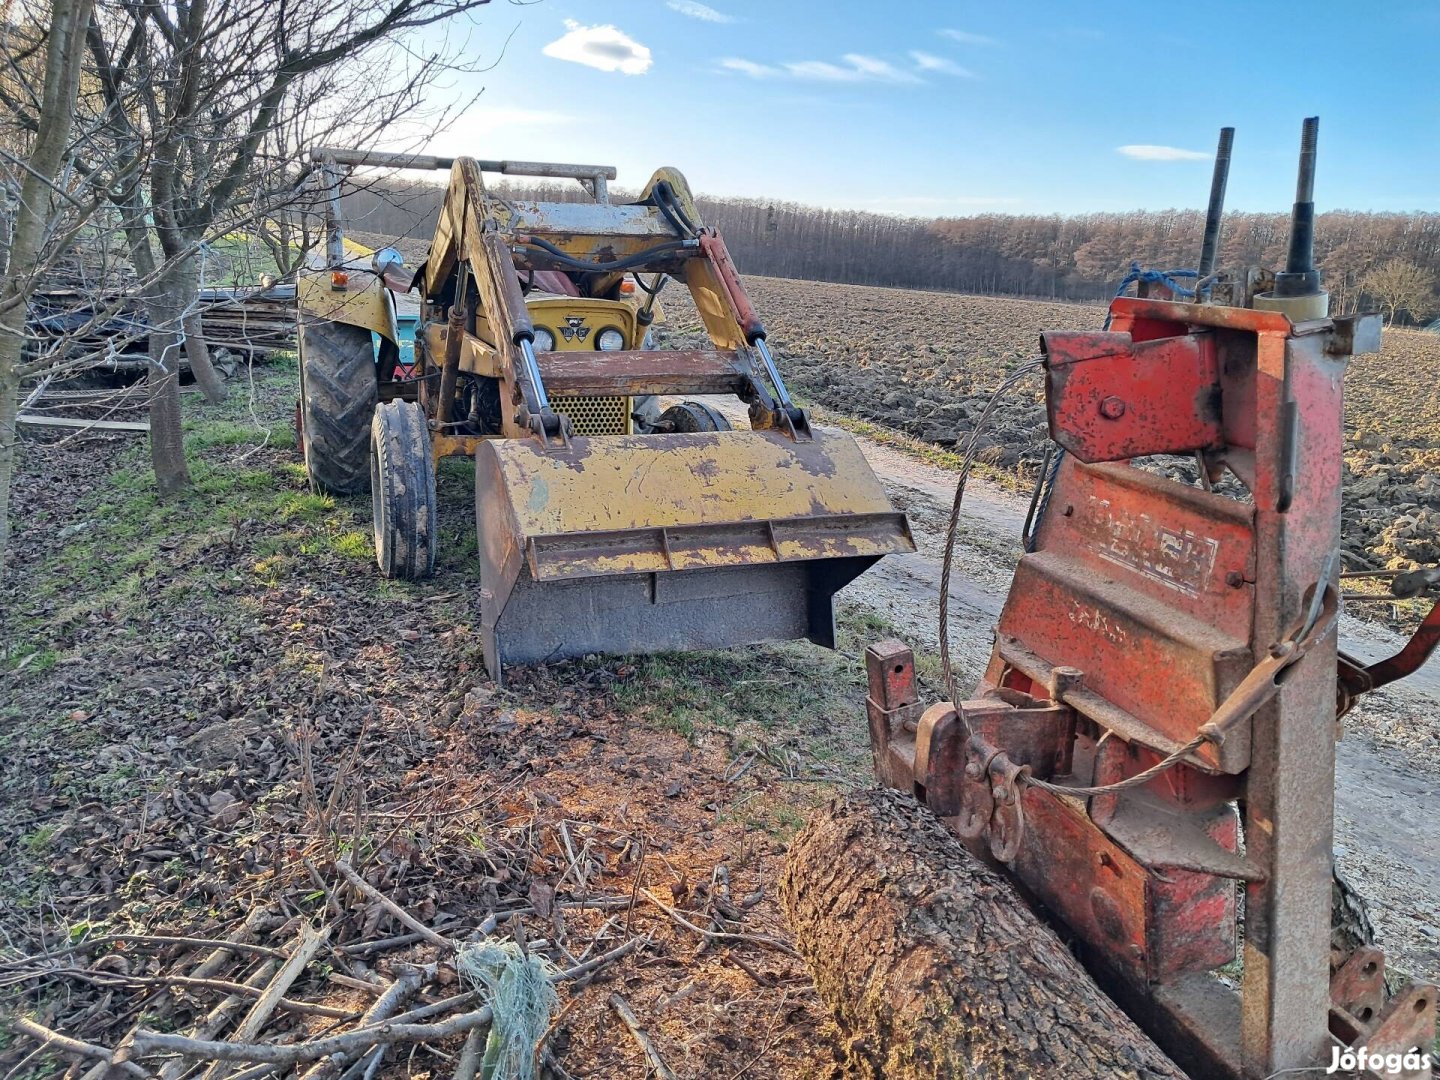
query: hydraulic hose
515 235 695 274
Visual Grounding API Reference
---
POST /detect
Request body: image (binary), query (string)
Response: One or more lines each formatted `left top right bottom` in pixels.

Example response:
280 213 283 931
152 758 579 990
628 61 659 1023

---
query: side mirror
372 247 404 276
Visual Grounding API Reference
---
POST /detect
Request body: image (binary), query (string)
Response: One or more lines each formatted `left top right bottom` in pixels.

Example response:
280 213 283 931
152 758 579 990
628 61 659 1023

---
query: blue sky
395 0 1439 217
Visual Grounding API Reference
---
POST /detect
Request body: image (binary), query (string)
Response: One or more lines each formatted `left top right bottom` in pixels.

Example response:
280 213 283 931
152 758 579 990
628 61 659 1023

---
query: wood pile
197 288 297 356
26 286 296 370
2 859 648 1078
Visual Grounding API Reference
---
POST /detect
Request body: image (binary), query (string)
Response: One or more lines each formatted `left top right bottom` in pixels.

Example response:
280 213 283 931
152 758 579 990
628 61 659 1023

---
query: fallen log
780 789 1188 1080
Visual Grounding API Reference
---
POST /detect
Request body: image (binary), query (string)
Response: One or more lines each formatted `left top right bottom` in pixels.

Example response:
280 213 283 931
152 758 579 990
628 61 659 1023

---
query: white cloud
782 59 865 82
666 0 732 22
1117 144 1210 161
542 20 652 75
910 51 976 77
718 57 778 78
722 53 918 83
939 29 998 45
842 53 921 82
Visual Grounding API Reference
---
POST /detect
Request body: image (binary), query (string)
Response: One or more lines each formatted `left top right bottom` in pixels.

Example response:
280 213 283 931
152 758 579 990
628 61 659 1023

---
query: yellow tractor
296 149 914 682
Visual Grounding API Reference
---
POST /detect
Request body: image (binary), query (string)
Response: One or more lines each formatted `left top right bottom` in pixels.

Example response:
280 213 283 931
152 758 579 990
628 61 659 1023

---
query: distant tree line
339 179 1440 324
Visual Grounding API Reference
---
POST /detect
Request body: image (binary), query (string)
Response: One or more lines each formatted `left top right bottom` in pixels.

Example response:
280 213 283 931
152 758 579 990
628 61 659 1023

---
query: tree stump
780 789 1189 1080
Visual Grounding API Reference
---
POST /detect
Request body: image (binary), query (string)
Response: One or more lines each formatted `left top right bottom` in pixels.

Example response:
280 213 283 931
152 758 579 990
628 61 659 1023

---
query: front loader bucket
475 427 914 683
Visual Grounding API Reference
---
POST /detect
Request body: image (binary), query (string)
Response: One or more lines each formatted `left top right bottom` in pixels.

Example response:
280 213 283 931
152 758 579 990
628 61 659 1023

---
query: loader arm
319 151 917 682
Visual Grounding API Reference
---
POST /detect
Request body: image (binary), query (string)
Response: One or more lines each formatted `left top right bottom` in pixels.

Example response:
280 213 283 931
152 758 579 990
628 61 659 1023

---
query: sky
388 0 1440 218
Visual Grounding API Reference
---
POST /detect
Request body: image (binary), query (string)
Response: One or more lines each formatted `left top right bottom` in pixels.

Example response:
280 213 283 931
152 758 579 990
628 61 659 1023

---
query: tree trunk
180 254 227 404
145 262 192 496
184 308 227 403
0 0 96 570
780 789 1188 1080
0 366 18 572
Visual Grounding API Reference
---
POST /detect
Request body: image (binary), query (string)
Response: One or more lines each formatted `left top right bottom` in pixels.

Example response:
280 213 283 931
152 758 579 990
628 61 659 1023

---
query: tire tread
300 318 376 495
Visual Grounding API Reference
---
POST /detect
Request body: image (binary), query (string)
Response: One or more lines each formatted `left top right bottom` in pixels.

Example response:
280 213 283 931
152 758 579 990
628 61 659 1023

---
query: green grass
12 365 372 645
594 603 916 777
2 645 57 673
205 233 295 287
22 824 58 855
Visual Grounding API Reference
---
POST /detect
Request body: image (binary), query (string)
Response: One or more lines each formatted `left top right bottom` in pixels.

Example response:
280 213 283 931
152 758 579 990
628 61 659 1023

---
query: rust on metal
865 642 924 790
1361 597 1440 691
1357 982 1438 1079
862 276 1438 1079
534 349 748 397
913 704 966 815
1043 329 1223 462
697 231 765 343
1329 945 1388 1029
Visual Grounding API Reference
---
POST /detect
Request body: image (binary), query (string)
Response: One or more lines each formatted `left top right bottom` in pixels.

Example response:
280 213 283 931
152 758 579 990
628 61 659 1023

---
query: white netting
454 939 560 1080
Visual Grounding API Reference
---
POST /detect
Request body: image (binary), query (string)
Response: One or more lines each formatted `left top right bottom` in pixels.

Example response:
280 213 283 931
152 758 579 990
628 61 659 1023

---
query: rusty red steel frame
867 295 1438 1080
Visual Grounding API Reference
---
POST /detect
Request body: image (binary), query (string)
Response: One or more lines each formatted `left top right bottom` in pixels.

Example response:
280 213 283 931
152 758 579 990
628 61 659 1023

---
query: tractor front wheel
370 400 437 580
299 317 377 495
654 400 732 433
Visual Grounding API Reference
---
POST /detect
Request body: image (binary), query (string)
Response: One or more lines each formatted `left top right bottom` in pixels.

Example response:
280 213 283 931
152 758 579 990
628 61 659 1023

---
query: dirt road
705 397 1440 983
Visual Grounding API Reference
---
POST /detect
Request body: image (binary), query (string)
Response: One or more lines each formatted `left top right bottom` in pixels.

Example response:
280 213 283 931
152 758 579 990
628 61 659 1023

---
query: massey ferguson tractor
295 150 913 683
797 120 1439 1080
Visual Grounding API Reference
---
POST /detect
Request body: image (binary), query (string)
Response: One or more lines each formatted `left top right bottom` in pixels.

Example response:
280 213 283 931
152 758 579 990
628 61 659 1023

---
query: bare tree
0 0 97 569
1360 257 1437 326
83 0 492 495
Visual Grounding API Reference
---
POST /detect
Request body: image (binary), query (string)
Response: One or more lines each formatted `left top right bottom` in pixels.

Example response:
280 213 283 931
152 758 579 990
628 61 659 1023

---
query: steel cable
935 355 1336 802
937 360 1045 732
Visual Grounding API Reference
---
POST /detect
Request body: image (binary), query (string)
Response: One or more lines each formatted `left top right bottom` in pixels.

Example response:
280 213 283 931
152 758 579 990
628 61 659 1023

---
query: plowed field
658 277 1440 581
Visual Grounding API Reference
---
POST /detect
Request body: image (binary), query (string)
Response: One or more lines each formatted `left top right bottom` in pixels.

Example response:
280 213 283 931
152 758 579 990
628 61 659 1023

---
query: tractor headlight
596 327 625 351
532 327 556 352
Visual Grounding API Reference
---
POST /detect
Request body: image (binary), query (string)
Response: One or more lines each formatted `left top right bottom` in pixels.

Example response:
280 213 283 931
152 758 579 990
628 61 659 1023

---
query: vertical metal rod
321 157 345 269
1196 127 1234 280
753 338 794 410
1285 117 1319 278
517 337 551 412
437 305 464 427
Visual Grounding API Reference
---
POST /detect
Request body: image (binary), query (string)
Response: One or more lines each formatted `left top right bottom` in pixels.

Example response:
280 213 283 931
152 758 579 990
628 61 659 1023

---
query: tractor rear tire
299 317 377 495
370 400 437 581
656 400 732 432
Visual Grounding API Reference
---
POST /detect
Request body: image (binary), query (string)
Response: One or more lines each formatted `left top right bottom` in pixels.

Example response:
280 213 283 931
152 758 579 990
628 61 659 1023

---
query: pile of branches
3 680 814 1077
25 287 295 374
1 859 646 1079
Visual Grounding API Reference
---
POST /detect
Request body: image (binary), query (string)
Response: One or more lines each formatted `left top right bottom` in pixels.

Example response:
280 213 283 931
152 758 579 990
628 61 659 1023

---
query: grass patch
328 530 372 560
718 793 811 841
22 824 58 855
3 645 57 673
182 419 279 452
14 364 367 642
205 233 292 287
595 602 917 776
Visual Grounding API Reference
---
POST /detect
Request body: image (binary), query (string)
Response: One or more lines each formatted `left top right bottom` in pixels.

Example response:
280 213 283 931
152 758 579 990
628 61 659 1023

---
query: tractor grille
551 395 631 436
